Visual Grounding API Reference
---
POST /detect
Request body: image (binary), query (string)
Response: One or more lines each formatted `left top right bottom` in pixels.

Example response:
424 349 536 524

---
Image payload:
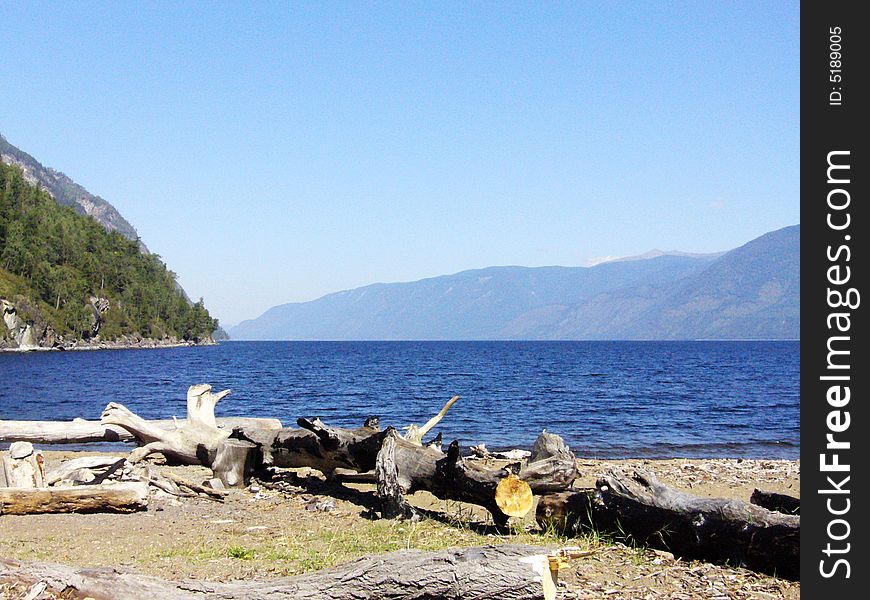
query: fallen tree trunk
376 430 578 526
0 416 281 444
234 397 461 474
0 482 149 515
233 416 392 474
0 545 559 600
536 469 799 579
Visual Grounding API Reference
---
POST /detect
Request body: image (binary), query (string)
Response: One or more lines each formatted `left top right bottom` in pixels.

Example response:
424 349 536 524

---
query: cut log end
495 473 534 518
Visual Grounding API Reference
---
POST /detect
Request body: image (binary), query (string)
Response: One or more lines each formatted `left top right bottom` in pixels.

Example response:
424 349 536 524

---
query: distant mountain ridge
230 225 799 341
1 132 142 245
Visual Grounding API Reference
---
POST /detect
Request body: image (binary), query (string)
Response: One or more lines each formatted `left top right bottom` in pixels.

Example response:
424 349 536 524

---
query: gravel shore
0 452 800 599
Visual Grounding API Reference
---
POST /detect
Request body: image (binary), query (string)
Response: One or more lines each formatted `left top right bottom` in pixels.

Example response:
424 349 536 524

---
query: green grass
145 515 603 577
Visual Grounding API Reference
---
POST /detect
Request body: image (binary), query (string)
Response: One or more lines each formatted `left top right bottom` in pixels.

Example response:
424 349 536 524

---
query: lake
0 340 799 459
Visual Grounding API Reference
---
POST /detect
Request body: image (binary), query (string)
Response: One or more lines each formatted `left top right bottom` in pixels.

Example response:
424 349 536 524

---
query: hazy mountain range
231 225 799 340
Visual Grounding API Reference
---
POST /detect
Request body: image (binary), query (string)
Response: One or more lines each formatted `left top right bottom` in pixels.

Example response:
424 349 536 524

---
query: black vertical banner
801 2 867 595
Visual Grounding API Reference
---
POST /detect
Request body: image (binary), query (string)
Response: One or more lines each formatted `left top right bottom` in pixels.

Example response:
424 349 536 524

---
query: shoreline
0 452 800 599
0 338 218 353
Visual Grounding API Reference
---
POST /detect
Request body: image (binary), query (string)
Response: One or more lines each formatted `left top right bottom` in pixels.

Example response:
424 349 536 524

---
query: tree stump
0 442 45 488
212 439 256 488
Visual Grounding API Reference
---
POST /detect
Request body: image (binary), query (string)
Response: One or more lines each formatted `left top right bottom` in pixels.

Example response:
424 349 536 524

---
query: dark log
0 545 559 600
750 488 800 515
212 439 256 488
0 482 149 515
376 430 578 526
233 416 392 474
536 469 799 579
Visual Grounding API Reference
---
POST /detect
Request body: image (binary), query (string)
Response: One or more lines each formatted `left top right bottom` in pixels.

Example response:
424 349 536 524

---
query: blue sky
1 1 799 327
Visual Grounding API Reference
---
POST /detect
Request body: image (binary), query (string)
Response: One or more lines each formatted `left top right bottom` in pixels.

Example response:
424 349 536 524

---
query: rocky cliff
1 133 142 246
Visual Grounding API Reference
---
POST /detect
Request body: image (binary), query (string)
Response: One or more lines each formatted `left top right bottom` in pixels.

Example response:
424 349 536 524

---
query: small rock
305 498 337 512
652 549 675 561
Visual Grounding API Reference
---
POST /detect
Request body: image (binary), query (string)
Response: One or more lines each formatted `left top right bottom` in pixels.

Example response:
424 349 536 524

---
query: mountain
231 225 799 340
1 133 141 245
1 152 219 350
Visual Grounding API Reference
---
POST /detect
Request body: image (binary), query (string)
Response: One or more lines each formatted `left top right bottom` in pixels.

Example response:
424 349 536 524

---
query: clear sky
1 1 799 327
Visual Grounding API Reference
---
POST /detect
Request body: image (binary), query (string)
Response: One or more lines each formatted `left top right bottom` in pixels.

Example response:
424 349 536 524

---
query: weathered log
45 456 126 486
536 469 799 579
0 482 149 515
750 488 800 515
212 439 256 488
0 417 282 444
233 416 392 474
376 430 578 526
1 442 45 488
101 384 234 465
0 545 560 600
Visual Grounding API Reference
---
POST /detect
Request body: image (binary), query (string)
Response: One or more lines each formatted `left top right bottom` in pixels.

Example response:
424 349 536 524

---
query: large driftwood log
0 482 149 515
100 384 234 466
0 417 282 444
0 545 560 600
235 396 461 474
376 430 578 526
234 416 392 474
536 469 799 579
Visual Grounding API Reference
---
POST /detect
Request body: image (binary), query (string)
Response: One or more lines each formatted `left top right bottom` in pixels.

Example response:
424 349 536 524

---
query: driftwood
0 417 282 444
750 488 800 515
44 456 126 486
234 416 392 474
0 545 561 600
403 395 459 444
235 397 461 474
376 430 578 526
101 384 234 465
211 439 256 488
536 469 799 579
1 442 45 488
0 482 149 515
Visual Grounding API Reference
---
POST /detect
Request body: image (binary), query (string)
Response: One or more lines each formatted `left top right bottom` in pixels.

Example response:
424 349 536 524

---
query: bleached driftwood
0 442 45 488
44 456 126 486
0 482 148 515
100 384 233 466
0 416 282 444
402 395 459 444
0 545 561 600
536 469 799 579
211 438 257 488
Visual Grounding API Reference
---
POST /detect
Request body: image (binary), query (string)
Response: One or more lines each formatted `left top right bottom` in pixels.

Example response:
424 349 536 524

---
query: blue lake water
0 341 799 459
